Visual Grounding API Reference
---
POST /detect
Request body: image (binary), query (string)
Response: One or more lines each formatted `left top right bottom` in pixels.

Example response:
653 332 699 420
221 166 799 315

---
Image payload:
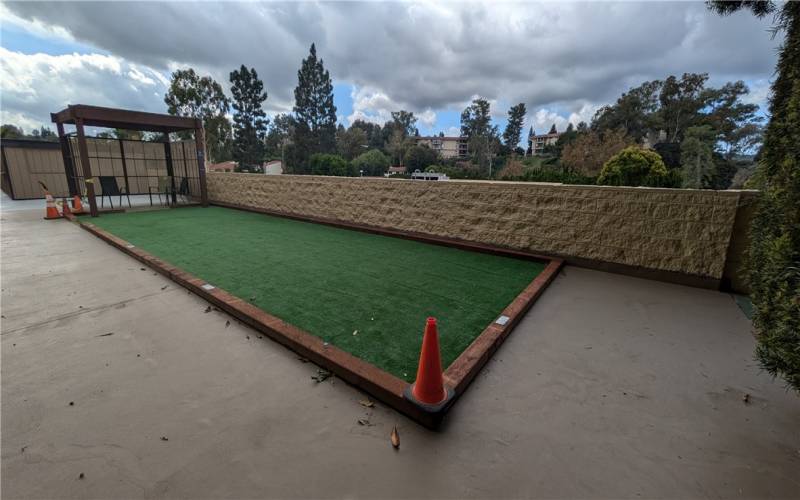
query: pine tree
710 0 800 391
292 43 338 172
548 123 558 135
229 65 268 169
502 103 526 149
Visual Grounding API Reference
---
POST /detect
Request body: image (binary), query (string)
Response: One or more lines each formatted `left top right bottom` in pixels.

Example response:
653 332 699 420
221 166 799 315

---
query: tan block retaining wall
207 173 756 289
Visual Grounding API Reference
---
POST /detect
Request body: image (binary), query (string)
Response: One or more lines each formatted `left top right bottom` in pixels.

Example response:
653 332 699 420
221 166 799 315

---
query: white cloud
0 47 168 130
1 1 780 132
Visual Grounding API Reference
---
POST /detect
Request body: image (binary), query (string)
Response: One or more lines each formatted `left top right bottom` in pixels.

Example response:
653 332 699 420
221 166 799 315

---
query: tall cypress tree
503 103 527 149
230 65 268 169
710 1 800 390
292 43 337 172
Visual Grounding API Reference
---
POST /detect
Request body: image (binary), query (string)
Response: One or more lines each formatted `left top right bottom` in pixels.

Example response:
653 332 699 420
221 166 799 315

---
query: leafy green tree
389 111 418 137
351 119 385 150
502 103 526 148
352 149 390 176
709 0 800 390
461 98 499 168
264 113 294 159
597 146 669 187
309 153 354 176
680 125 716 188
29 126 57 141
164 68 232 162
554 123 579 157
404 145 439 172
592 80 661 142
229 65 268 168
336 126 368 160
461 98 496 138
1 124 58 141
704 81 764 158
1 124 24 139
292 43 338 172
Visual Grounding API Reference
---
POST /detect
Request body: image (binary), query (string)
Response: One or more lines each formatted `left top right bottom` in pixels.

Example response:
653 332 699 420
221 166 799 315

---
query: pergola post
75 118 98 217
163 137 177 205
56 122 79 197
118 138 131 196
194 121 209 207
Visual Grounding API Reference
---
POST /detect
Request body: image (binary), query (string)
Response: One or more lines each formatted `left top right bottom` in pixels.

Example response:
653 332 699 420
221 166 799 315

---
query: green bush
309 153 355 177
597 146 669 187
351 149 389 176
404 145 439 173
746 2 800 391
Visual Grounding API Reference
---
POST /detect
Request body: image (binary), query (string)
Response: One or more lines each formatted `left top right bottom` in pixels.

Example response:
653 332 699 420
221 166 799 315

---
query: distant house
386 166 407 176
262 160 283 175
207 161 237 173
415 136 468 159
528 130 560 156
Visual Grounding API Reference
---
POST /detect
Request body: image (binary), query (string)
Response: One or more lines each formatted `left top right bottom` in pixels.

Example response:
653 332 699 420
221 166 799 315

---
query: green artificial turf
92 206 545 381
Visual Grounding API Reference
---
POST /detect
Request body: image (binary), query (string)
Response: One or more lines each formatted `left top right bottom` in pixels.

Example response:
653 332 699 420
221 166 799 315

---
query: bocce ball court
79 205 561 426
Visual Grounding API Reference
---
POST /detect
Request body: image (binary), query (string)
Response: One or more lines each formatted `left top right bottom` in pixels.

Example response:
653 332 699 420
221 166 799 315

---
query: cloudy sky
0 1 779 142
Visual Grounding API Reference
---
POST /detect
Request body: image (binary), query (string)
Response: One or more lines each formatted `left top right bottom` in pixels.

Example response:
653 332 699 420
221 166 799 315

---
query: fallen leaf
96 332 114 337
391 426 400 449
359 400 375 408
160 436 169 441
225 320 230 327
161 285 168 290
140 267 146 271
312 369 332 383
357 418 374 426
204 306 212 313
743 393 750 404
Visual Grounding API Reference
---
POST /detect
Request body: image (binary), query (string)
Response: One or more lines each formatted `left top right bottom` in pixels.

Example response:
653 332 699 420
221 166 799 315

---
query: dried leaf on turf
391 427 400 449
359 400 375 408
357 418 371 426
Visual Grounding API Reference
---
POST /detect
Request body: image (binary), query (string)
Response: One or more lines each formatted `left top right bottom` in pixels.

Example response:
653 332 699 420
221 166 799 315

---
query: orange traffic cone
404 317 453 412
44 191 62 220
71 195 84 214
62 198 72 217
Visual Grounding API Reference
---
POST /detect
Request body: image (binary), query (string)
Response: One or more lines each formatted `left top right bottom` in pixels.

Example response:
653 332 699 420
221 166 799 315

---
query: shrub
746 2 800 391
351 149 389 176
309 153 355 177
597 146 669 187
404 145 439 173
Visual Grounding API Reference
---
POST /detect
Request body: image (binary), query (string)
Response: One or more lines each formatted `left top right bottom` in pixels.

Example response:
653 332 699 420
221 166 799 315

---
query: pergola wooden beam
51 105 200 134
51 104 209 216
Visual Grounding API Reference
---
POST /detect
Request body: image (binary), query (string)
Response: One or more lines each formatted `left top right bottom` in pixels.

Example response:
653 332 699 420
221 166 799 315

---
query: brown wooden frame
68 207 562 428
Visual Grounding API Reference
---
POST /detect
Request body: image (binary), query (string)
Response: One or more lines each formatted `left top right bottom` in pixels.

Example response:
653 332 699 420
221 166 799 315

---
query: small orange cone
71 195 84 214
404 317 453 412
44 192 61 219
62 198 72 217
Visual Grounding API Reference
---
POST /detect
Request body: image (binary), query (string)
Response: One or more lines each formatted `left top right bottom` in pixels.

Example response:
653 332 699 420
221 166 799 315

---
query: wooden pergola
51 104 208 216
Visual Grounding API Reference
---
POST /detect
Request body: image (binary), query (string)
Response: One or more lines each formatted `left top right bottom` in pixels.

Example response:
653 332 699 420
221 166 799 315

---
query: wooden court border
69 207 562 428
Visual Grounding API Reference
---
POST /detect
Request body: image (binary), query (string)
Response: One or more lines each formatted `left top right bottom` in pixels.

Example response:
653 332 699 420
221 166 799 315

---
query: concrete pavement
2 207 798 499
